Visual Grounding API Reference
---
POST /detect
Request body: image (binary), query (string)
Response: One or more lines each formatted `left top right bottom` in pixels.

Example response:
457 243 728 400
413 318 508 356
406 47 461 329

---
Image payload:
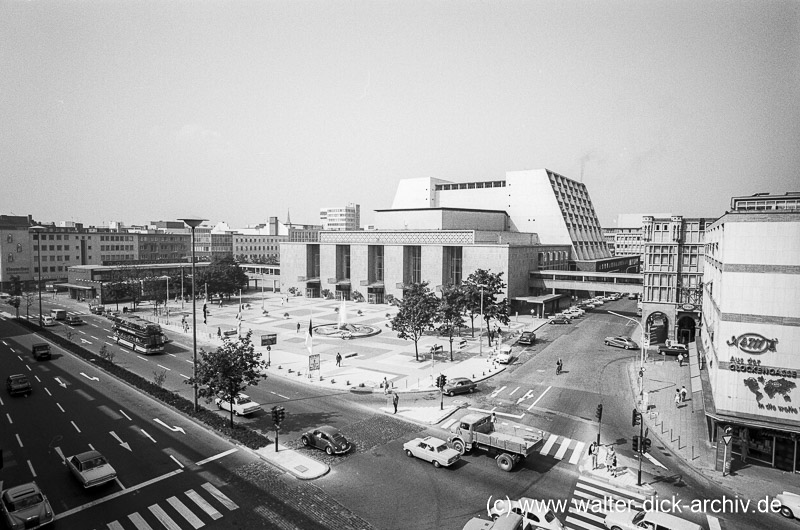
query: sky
2 0 798 230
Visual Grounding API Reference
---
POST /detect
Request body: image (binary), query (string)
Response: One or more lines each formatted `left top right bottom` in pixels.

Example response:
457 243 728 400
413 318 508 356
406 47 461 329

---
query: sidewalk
630 345 794 501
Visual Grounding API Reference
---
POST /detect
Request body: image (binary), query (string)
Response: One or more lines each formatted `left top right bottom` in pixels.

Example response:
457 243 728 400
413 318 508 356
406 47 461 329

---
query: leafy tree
23 292 34 320
464 269 509 347
9 275 22 296
391 282 439 361
435 284 467 361
185 330 267 428
8 296 20 318
198 256 249 300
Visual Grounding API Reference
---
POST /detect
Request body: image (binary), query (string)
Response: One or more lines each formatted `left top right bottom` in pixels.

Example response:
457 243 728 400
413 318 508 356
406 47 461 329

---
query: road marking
277 393 289 399
566 514 604 529
167 496 205 528
580 475 647 500
516 389 534 404
108 521 126 530
141 429 156 443
707 514 722 530
57 403 64 413
186 489 223 520
540 434 558 455
71 421 81 433
201 482 239 510
154 418 186 434
644 452 667 469
80 372 99 382
5 413 11 424
149 504 182 530
196 448 238 466
490 385 507 398
127 513 155 530
91 335 100 341
467 406 524 419
180 373 191 379
27 460 36 477
554 437 571 460
570 441 586 464
120 410 132 421
508 386 520 396
110 431 132 451
527 386 551 411
157 364 171 371
170 454 184 468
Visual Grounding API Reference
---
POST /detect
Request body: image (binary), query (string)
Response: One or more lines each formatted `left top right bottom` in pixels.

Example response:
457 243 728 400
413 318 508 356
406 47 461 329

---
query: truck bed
474 431 542 456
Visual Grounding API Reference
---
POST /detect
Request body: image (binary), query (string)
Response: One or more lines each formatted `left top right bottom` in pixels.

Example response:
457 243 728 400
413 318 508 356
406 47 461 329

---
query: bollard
331 379 335 384
346 380 350 385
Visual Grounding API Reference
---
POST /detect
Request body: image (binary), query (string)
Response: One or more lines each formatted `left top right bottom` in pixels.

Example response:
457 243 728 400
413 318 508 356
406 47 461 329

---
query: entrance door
775 437 796 472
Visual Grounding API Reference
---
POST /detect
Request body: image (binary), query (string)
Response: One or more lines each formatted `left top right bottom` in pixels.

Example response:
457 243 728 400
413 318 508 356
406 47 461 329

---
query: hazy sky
2 0 798 229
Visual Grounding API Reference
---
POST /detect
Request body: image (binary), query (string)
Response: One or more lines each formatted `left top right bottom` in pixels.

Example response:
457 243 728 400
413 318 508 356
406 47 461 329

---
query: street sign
308 353 320 372
261 333 277 346
722 435 732 445
715 427 734 475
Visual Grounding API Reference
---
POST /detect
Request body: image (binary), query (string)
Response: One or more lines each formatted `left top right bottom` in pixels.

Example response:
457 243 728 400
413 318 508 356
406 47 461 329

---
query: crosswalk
565 475 649 530
99 482 238 530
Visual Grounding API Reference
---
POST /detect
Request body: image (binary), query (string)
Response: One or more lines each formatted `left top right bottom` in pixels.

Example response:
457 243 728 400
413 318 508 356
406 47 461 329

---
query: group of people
674 385 688 407
587 442 617 473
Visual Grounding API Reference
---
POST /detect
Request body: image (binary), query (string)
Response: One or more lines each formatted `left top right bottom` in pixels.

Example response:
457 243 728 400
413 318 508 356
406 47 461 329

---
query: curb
250 445 330 480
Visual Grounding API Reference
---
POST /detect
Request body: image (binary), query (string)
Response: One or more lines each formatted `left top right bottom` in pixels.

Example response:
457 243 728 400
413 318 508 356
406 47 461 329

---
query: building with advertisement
641 215 715 345
701 192 800 472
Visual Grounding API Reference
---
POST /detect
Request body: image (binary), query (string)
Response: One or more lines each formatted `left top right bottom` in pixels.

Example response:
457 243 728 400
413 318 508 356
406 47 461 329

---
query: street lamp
608 310 647 397
180 217 206 412
29 226 45 328
159 275 170 316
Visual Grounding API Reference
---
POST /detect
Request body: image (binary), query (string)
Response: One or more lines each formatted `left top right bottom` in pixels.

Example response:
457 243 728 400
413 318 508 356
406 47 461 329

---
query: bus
111 315 165 354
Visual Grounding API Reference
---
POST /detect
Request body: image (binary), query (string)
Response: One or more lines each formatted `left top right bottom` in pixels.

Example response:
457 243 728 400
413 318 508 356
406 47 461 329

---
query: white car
215 393 261 416
40 316 56 326
66 450 117 488
496 345 513 364
403 436 460 468
488 497 564 529
776 491 800 519
604 509 701 530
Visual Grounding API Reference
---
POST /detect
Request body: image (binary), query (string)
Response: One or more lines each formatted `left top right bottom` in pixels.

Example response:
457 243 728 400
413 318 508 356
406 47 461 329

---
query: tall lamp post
30 226 45 328
608 310 647 398
180 217 206 412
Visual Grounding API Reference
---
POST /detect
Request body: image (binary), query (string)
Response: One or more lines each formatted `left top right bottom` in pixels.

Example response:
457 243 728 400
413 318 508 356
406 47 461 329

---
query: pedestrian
383 377 389 394
392 392 399 414
336 352 342 367
680 385 687 402
588 442 598 469
556 358 563 375
217 327 221 338
281 298 284 307
678 353 684 367
675 388 681 408
296 322 301 333
606 446 616 473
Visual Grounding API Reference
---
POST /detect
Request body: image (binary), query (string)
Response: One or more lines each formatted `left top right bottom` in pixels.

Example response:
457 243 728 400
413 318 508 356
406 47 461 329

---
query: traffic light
278 407 286 424
642 437 652 454
632 435 640 453
632 408 642 427
439 375 447 389
271 406 279 424
595 404 603 422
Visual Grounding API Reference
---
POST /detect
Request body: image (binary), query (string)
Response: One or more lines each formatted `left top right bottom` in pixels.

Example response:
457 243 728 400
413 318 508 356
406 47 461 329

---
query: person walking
392 392 399 414
606 446 616 474
296 322 301 334
383 377 389 394
556 359 563 375
680 385 688 402
217 327 221 339
336 352 342 367
675 388 681 408
678 353 684 367
588 442 598 469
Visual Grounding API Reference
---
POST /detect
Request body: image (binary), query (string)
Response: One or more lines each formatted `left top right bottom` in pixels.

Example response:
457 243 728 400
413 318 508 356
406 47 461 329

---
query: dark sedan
604 336 639 350
442 377 477 396
517 331 536 346
549 316 570 325
300 426 351 455
6 375 32 396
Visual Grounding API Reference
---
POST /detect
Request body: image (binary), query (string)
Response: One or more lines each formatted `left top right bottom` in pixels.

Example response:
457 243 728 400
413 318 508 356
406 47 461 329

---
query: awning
58 283 96 291
705 410 800 434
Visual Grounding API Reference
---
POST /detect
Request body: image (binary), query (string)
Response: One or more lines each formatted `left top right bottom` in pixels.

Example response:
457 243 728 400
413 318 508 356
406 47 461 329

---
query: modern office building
320 203 361 231
640 215 715 345
701 192 800 472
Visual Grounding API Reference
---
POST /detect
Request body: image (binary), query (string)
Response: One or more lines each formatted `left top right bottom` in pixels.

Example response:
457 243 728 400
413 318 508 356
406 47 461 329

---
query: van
604 509 702 530
32 343 51 360
50 309 66 320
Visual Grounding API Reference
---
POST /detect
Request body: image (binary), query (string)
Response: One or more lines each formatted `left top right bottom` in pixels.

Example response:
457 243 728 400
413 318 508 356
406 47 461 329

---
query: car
442 377 477 396
496 345 513 364
65 315 84 325
776 491 800 519
31 343 51 361
300 426 351 455
463 513 524 530
6 375 32 396
0 481 54 530
66 450 117 488
403 436 460 468
40 316 56 326
517 331 536 346
89 304 105 315
628 293 637 300
604 336 639 350
568 307 585 316
590 298 604 305
215 393 261 416
488 497 564 530
657 340 689 356
603 508 702 530
549 316 570 325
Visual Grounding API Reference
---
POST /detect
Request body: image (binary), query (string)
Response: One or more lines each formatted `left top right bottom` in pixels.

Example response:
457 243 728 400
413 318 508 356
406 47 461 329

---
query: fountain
312 297 381 340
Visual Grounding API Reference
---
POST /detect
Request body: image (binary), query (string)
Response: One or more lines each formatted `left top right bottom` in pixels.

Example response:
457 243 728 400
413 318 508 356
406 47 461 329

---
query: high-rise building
320 203 361 231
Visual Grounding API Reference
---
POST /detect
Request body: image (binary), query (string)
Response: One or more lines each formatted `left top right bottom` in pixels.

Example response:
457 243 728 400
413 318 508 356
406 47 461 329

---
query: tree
391 282 439 361
185 330 267 428
23 292 34 320
435 284 467 361
8 296 20 319
198 256 249 300
464 269 510 347
9 275 22 296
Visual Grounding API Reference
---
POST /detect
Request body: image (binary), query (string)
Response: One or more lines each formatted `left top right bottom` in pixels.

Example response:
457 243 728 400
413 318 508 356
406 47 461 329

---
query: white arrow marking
80 373 99 382
644 452 667 469
516 389 534 404
141 429 157 443
466 406 525 419
154 418 186 434
55 447 65 463
110 431 132 451
80 338 92 345
54 377 67 388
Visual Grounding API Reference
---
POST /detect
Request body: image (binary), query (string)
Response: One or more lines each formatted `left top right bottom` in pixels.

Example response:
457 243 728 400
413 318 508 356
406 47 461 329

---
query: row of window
101 245 134 251
33 266 66 272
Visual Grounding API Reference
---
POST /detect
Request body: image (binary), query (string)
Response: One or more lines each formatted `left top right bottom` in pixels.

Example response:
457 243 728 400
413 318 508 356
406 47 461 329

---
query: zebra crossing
565 475 649 530
100 482 238 530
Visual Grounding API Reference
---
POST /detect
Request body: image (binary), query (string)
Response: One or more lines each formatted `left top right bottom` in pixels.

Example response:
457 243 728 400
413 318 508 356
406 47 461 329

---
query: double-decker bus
111 315 165 354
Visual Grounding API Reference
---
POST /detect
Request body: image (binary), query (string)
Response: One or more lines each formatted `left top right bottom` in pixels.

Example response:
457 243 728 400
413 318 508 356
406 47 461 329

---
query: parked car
568 307 585 316
89 304 105 315
628 293 637 300
31 343 51 361
300 426 351 455
40 316 56 327
215 393 261 416
463 513 524 530
549 316 570 325
442 377 477 396
66 315 84 326
603 509 701 530
6 375 32 396
403 436 460 468
66 450 117 488
658 340 688 356
517 331 536 346
604 336 639 350
496 344 513 364
776 491 800 519
0 481 54 530
488 497 564 529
